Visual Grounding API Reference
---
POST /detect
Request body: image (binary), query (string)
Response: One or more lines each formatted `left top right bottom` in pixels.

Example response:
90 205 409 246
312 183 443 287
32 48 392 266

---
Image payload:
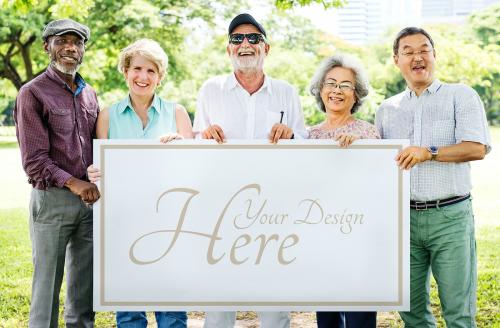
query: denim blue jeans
116 311 187 328
316 311 376 328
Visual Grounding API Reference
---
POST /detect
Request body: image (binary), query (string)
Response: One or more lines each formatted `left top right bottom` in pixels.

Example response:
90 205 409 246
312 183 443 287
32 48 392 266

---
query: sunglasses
229 33 265 45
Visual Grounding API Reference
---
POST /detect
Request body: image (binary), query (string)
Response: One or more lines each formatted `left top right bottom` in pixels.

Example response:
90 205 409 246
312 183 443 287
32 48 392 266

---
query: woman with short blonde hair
118 38 169 82
88 38 192 327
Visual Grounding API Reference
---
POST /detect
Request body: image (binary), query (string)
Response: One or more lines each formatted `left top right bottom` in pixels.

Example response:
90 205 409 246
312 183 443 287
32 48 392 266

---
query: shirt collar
74 75 86 96
405 79 442 98
225 73 272 95
118 94 160 114
46 64 86 95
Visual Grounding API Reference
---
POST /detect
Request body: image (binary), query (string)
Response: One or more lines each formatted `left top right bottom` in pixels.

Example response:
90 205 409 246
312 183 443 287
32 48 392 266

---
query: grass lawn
0 126 15 136
1 208 498 327
0 126 17 148
0 141 19 149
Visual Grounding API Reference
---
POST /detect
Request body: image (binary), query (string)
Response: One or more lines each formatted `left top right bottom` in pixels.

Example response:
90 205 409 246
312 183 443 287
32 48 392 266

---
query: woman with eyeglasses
309 54 379 328
87 38 192 328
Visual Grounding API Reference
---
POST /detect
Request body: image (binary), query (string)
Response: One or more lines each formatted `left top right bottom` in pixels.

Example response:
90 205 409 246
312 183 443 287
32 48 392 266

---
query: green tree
275 0 346 10
0 0 246 119
368 19 499 124
0 0 242 91
467 3 500 47
2 0 497 126
465 4 500 123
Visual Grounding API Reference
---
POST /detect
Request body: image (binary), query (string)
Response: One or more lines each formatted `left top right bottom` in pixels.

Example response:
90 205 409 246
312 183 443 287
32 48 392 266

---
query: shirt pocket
82 105 98 130
48 108 74 133
432 120 455 146
266 110 284 133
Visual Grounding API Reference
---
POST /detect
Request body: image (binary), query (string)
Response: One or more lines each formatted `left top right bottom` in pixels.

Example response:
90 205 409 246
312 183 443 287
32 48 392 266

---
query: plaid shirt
14 65 99 190
376 80 491 201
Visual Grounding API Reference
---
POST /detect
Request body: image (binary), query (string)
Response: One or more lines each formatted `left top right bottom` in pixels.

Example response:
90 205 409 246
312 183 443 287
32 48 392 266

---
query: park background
0 0 498 326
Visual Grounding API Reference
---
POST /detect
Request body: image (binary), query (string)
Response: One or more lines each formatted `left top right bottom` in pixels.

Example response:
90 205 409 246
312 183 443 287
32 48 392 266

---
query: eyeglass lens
229 33 263 45
324 81 354 91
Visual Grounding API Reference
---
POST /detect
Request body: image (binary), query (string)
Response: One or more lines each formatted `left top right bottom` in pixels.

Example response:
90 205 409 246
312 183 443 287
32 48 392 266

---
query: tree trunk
0 34 37 90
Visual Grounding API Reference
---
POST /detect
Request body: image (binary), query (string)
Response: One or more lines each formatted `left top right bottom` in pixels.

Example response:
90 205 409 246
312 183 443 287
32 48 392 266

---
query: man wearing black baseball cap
194 12 307 328
227 13 267 38
15 18 99 327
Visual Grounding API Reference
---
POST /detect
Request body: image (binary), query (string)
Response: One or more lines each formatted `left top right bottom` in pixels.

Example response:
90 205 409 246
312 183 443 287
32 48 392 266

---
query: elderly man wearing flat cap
14 18 100 327
193 12 307 328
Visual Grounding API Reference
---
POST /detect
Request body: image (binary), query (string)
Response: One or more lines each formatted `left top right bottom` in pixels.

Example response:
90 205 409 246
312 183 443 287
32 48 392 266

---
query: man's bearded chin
50 55 82 76
230 54 264 73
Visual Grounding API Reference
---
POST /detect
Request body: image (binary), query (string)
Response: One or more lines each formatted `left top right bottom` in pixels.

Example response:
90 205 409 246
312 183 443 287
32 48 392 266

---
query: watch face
429 146 438 155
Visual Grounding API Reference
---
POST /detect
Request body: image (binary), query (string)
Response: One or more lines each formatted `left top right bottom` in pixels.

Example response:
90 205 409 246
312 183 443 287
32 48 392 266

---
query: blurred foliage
1 1 499 126
467 3 499 47
275 0 346 10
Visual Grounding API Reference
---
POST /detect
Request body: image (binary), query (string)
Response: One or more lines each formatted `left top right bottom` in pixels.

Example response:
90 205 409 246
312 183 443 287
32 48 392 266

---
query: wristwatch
427 146 439 160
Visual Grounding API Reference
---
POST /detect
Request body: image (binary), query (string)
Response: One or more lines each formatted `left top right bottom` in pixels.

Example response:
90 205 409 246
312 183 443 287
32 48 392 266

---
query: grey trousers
203 311 290 328
28 187 94 328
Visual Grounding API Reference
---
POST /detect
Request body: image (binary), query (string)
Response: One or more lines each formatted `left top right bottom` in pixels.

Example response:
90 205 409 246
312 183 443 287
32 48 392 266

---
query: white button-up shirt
193 73 307 139
376 80 491 201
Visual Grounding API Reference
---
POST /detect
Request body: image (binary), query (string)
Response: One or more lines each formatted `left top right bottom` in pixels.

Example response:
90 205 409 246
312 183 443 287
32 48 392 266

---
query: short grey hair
309 54 369 114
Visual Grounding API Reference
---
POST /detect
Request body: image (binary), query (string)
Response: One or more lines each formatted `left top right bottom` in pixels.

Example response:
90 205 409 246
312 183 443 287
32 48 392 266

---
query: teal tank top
108 95 176 139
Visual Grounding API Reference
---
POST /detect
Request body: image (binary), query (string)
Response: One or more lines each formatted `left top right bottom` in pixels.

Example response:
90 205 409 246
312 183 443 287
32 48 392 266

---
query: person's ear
264 43 270 55
393 54 399 65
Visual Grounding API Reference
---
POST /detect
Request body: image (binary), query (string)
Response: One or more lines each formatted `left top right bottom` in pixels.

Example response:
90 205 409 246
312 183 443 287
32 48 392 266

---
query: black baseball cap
228 13 266 37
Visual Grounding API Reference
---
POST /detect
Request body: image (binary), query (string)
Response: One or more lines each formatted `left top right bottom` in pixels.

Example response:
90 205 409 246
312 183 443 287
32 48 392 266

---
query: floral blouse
308 119 380 140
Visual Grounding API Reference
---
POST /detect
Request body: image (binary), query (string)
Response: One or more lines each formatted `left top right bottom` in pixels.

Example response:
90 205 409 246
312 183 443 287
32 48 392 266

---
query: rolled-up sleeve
15 87 72 188
454 84 492 153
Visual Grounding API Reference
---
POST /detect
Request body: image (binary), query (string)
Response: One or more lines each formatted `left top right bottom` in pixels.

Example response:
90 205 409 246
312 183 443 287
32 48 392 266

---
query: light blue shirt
108 95 176 139
376 80 491 201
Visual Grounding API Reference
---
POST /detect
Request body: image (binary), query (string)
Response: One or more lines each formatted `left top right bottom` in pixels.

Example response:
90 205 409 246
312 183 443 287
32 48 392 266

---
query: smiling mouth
412 65 425 72
238 50 255 56
329 96 344 102
134 82 149 87
60 55 78 62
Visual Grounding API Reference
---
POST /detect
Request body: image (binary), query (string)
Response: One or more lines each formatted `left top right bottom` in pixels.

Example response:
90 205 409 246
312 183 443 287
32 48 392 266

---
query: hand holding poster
93 140 409 311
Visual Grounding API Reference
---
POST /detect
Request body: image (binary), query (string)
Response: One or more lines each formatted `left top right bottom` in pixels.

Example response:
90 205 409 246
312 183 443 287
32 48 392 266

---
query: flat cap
42 19 90 42
228 13 266 37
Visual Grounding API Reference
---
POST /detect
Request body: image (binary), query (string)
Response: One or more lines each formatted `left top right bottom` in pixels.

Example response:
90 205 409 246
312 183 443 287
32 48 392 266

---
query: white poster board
93 139 409 311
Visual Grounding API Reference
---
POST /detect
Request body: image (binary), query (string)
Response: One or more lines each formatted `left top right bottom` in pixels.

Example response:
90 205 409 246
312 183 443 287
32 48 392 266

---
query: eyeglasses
229 33 265 45
322 80 355 92
400 49 433 57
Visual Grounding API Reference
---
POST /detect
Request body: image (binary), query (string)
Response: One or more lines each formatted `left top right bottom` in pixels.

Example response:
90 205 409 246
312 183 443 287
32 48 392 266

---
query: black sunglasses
229 33 265 45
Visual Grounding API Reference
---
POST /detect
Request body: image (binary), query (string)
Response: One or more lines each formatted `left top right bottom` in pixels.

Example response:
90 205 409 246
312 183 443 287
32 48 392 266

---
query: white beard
50 53 81 76
230 52 265 72
51 61 80 76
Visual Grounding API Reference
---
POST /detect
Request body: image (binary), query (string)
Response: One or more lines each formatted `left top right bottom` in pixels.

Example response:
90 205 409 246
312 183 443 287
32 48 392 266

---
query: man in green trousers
376 27 491 327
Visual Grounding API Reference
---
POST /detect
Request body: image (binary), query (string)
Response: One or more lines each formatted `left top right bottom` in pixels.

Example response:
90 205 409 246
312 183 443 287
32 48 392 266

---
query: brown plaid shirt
15 65 99 190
